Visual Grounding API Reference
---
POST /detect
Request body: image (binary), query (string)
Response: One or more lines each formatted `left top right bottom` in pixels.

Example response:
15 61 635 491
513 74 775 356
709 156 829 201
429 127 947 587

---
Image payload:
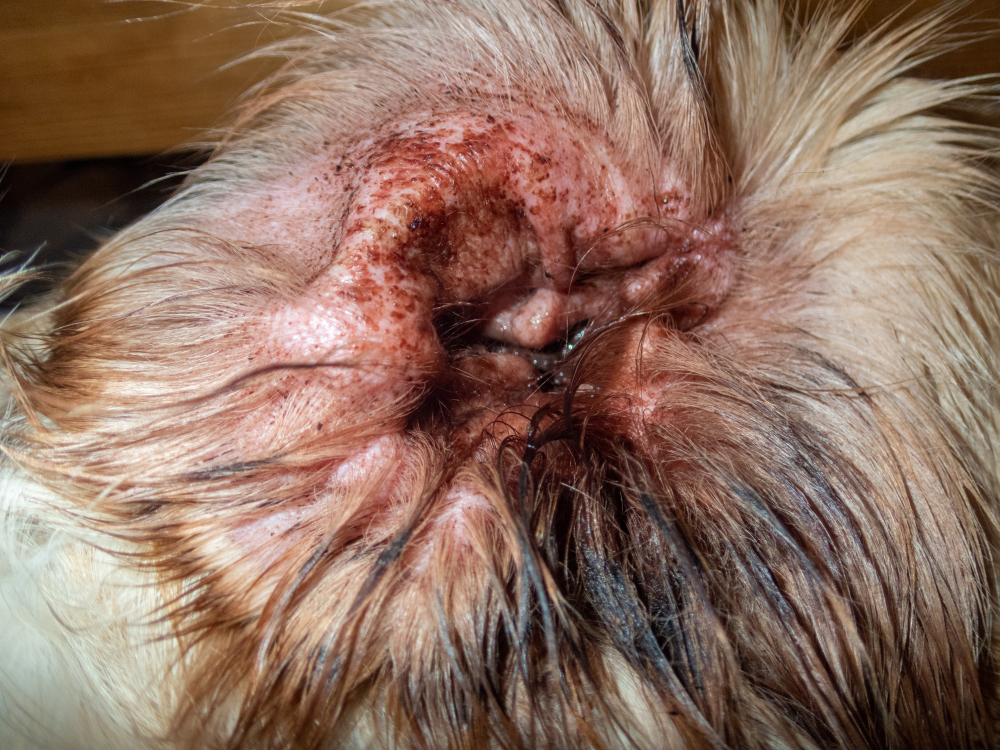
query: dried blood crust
207 103 736 557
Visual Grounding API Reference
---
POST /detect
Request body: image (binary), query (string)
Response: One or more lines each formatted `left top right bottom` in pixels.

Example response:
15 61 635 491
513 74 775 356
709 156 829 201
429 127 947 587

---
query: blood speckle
237 105 732 472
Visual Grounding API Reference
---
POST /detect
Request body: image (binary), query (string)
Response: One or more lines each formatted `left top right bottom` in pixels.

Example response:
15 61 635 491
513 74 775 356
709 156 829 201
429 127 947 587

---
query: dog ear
2 2 999 749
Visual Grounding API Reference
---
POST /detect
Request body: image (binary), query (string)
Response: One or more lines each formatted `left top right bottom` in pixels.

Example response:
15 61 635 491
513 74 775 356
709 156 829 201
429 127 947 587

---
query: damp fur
2 1 1000 749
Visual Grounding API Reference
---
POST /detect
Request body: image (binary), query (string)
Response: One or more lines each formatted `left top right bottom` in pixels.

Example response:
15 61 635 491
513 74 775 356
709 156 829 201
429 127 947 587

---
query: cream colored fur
1 1 999 748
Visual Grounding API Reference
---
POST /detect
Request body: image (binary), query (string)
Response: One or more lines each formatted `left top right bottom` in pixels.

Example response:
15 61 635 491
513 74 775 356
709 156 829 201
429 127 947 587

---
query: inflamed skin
1 1 999 749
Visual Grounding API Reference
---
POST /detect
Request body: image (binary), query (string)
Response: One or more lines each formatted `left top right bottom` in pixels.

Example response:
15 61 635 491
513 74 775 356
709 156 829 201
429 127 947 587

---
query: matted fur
2 1 1000 748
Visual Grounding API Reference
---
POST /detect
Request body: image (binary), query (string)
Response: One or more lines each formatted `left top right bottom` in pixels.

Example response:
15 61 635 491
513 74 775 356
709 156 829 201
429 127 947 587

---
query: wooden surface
1 0 998 164
810 0 1000 81
0 1 345 163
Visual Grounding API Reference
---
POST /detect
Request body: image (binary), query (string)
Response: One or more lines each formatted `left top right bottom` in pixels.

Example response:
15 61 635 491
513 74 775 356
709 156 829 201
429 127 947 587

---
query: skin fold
1 1 999 748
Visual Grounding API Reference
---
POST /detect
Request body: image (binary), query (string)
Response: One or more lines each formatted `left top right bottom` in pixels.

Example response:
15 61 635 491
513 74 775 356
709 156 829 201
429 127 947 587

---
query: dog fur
2 1 1000 748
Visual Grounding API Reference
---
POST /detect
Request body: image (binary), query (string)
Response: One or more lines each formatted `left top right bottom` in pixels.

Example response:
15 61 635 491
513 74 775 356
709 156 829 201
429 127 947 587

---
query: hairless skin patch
197 105 738 563
225 110 731 431
197 105 737 568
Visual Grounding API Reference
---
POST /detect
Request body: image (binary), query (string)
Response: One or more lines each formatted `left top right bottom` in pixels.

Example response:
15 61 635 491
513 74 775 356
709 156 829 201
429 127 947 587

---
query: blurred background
0 0 997 302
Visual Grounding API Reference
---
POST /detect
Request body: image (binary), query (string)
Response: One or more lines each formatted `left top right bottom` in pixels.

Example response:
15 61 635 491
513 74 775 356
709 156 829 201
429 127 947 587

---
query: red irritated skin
3 1 1000 749
213 105 733 552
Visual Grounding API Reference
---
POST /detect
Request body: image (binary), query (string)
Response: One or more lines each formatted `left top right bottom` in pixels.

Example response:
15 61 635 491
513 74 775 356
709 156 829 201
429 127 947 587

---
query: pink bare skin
202 106 734 558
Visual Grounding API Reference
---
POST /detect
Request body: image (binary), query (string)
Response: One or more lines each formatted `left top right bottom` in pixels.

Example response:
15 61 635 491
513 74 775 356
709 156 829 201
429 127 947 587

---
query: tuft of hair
2 1 1000 749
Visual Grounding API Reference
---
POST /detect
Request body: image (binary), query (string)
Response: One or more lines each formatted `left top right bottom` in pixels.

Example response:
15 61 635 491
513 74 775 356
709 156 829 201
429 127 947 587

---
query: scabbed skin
2 1 1000 748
